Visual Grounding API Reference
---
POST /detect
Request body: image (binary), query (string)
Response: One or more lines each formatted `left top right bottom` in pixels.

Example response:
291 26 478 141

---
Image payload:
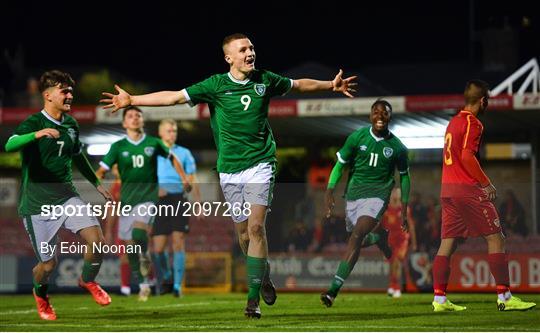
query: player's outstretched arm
5 129 60 152
292 69 357 98
100 85 188 113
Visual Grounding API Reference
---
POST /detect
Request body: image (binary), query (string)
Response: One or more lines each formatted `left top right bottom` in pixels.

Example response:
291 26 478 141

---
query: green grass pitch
1 292 538 331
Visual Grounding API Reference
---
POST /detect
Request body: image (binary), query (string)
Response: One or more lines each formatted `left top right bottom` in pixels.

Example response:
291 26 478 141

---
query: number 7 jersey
12 110 83 215
337 127 409 201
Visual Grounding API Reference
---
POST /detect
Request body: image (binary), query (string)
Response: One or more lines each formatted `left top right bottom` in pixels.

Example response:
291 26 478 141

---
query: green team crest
383 147 393 158
67 128 76 142
144 147 155 157
254 84 266 96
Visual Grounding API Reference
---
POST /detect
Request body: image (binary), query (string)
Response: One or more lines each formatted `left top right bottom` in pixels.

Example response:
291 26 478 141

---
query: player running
432 79 536 312
99 33 357 318
381 187 417 298
96 106 191 301
4 70 112 320
321 99 411 307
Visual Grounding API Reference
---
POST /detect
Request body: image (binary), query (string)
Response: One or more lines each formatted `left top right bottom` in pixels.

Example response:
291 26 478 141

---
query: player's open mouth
64 99 72 106
246 58 255 65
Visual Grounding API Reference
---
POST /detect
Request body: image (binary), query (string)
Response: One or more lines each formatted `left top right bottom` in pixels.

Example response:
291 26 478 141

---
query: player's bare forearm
171 155 192 192
95 166 108 180
131 91 186 106
292 79 333 93
189 174 202 202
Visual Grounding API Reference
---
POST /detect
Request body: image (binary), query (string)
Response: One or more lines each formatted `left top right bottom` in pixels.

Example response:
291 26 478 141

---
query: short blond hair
159 118 178 130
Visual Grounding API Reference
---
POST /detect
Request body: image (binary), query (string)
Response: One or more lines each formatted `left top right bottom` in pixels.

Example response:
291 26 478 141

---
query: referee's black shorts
153 193 190 235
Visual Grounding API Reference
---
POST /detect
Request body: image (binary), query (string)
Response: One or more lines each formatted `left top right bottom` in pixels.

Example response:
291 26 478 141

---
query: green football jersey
101 134 169 206
184 70 293 173
337 127 409 201
13 110 83 215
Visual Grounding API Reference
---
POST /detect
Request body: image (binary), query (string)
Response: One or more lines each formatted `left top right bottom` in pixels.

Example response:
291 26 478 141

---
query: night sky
2 1 538 89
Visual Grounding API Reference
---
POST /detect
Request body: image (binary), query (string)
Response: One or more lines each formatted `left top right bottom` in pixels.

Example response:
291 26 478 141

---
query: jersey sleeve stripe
181 89 194 107
281 79 295 96
99 161 111 171
462 114 472 149
336 151 347 164
7 134 19 142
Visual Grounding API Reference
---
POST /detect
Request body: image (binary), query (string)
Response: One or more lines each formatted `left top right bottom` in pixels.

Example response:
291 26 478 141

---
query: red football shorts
441 196 501 239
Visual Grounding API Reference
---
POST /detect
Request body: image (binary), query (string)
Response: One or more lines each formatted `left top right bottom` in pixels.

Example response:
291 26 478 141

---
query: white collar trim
41 109 63 125
126 133 146 145
369 127 387 142
227 72 250 85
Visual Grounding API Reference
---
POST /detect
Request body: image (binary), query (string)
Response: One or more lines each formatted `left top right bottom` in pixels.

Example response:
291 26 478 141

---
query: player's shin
432 255 450 303
173 251 185 292
247 256 266 300
488 253 512 301
327 261 351 296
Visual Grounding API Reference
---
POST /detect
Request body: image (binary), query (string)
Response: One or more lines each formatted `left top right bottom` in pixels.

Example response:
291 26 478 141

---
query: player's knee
248 223 266 242
239 230 250 243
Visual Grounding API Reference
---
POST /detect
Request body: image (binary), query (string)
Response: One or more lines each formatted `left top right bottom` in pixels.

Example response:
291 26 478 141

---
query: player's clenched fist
35 128 60 139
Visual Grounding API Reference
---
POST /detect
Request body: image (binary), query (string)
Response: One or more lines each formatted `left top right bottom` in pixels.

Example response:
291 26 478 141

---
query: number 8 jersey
337 127 408 201
441 110 484 198
183 70 293 174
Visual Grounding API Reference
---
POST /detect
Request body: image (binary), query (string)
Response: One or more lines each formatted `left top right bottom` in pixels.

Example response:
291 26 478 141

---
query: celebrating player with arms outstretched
5 70 112 320
432 79 535 312
100 33 357 318
321 100 411 307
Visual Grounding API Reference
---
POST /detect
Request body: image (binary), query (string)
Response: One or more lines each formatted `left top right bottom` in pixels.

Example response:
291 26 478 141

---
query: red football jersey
441 110 484 197
382 205 409 246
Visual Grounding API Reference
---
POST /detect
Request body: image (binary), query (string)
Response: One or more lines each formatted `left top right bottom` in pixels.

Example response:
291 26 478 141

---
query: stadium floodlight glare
87 144 111 156
399 136 445 149
390 120 448 149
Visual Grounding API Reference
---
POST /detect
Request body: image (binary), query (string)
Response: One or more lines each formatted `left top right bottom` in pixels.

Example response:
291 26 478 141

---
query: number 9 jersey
182 70 293 174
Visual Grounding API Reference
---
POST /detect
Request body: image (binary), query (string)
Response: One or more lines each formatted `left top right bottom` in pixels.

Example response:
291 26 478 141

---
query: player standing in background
432 79 536 312
382 187 417 298
4 70 112 320
100 33 357 318
321 100 410 307
96 107 191 301
153 119 202 297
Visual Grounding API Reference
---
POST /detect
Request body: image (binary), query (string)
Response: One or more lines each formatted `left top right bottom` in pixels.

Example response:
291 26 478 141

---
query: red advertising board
406 94 513 112
447 253 540 292
1 106 96 124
